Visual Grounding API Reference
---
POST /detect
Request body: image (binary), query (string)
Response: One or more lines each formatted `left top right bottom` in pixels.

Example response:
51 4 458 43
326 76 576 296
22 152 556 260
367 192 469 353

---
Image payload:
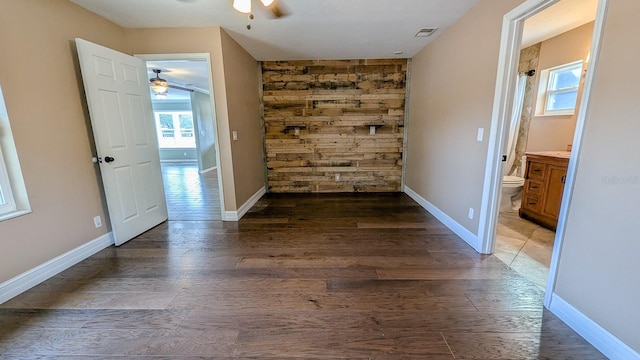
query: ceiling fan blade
267 0 289 18
168 84 194 92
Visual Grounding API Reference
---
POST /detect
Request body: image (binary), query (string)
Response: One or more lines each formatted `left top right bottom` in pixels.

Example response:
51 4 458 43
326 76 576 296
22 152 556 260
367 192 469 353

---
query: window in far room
154 111 196 148
536 60 584 116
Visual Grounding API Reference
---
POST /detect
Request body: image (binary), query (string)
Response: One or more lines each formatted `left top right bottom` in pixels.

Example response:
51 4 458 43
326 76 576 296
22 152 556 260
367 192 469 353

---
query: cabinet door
541 165 567 219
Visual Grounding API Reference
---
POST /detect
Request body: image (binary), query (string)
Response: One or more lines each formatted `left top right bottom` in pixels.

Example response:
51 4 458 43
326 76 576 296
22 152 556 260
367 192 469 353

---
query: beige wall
527 22 594 152
406 0 523 234
0 0 125 282
554 0 640 351
219 30 265 205
0 7 264 284
191 92 217 171
124 27 240 209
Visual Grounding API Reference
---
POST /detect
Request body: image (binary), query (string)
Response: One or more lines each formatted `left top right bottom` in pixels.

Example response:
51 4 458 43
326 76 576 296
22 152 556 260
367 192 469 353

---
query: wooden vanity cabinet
519 153 569 230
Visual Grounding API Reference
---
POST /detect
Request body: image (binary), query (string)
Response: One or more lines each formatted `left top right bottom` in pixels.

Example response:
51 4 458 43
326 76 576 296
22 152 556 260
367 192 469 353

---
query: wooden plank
262 59 406 193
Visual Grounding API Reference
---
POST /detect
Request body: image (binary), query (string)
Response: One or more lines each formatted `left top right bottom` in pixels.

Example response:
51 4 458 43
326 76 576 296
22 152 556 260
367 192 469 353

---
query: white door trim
134 53 226 221
476 0 609 303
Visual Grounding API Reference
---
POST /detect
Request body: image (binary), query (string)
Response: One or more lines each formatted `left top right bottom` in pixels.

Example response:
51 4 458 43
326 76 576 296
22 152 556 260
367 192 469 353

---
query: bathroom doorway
489 0 600 289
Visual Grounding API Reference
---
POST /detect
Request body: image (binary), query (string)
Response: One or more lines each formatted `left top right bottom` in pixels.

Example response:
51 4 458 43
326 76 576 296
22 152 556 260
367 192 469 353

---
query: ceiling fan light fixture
233 0 252 13
150 69 169 95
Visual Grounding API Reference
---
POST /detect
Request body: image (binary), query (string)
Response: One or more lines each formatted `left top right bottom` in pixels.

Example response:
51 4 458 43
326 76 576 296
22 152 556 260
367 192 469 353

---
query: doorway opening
136 54 224 221
477 0 608 304
493 0 599 289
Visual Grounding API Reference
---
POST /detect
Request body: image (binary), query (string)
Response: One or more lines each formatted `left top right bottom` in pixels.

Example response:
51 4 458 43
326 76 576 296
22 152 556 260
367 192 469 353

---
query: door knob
104 156 115 163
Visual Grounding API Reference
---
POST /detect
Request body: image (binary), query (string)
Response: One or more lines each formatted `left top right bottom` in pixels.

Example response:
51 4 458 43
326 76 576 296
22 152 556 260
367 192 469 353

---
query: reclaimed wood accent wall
262 59 407 193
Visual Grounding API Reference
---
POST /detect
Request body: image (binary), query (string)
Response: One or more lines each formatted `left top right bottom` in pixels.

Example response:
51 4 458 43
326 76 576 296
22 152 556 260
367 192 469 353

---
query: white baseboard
0 232 114 304
223 186 266 222
404 186 479 251
548 294 640 360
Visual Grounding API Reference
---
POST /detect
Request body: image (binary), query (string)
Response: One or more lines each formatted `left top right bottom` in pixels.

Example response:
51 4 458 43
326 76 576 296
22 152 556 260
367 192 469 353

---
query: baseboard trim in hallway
0 232 114 304
404 186 479 251
223 186 266 221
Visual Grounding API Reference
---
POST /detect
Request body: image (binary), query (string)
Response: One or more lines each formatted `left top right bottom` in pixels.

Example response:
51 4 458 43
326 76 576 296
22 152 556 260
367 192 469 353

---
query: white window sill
0 209 32 222
534 112 575 118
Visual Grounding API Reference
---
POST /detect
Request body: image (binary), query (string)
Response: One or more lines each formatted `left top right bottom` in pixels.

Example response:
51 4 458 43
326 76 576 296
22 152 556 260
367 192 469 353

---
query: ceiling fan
233 0 289 19
149 69 194 98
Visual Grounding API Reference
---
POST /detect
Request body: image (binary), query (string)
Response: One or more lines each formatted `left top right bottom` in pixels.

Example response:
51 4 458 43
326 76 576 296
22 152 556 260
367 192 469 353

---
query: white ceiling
71 0 598 61
71 0 481 60
522 0 598 48
74 0 597 99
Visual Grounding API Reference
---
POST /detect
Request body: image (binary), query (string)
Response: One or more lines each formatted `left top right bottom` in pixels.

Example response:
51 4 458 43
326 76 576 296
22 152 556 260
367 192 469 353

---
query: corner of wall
404 186 479 251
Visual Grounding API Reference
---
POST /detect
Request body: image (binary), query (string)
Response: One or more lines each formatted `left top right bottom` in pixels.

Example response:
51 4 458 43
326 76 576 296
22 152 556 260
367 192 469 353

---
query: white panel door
76 38 167 246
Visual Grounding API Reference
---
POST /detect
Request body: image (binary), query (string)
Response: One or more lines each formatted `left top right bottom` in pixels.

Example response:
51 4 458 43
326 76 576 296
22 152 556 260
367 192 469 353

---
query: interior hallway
0 193 603 358
161 162 221 221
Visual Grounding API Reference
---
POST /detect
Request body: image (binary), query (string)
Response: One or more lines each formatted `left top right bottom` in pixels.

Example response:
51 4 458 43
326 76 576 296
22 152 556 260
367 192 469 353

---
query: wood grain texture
263 59 407 193
0 193 605 359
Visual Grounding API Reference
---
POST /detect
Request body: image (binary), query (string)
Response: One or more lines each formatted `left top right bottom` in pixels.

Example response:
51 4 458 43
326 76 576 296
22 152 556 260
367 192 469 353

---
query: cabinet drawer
521 196 541 212
526 161 546 180
525 180 543 196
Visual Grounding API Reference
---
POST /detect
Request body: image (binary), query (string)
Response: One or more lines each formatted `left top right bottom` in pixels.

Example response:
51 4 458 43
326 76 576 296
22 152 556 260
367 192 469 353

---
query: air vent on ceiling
414 28 438 37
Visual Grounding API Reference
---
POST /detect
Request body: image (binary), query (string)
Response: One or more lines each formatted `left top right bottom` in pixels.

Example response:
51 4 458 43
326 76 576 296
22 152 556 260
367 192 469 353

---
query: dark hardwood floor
0 193 605 359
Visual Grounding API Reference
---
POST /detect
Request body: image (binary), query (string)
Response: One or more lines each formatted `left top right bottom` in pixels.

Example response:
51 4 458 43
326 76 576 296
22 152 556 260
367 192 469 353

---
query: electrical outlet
476 128 484 142
335 173 340 181
93 215 102 228
468 208 474 220
232 131 238 141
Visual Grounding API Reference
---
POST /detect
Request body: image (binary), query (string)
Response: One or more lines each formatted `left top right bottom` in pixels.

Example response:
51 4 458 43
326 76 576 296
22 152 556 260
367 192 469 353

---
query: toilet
500 155 526 212
501 175 525 212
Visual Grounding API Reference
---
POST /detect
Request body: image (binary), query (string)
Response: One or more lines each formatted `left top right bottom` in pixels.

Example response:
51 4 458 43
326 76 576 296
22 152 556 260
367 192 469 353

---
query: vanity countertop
525 150 571 159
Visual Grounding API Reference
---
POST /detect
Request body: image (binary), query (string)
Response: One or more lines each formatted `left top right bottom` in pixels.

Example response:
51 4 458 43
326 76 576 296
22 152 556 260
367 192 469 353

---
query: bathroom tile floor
495 210 555 289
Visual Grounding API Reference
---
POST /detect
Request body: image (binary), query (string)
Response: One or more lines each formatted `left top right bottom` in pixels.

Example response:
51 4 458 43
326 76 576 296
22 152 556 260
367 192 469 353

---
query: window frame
0 144 17 216
539 60 584 116
0 84 31 221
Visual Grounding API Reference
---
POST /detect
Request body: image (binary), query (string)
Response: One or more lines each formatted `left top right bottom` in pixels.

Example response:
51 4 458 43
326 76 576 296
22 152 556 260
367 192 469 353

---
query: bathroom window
536 60 584 116
0 85 31 221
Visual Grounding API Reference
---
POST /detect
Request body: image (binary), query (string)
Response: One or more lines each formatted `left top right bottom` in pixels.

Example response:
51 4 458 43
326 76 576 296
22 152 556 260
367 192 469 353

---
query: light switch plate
477 128 484 142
